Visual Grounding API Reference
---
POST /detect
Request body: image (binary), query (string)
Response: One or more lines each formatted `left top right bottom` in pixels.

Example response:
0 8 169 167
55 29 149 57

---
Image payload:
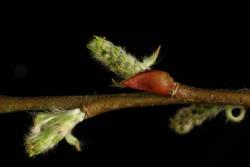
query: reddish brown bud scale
122 70 177 96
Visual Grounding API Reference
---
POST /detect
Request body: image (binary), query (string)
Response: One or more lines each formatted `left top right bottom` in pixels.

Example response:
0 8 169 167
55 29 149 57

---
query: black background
0 5 249 166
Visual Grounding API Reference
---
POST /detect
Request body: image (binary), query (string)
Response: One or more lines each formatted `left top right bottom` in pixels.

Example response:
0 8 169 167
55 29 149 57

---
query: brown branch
0 94 181 116
174 83 250 106
1 83 250 118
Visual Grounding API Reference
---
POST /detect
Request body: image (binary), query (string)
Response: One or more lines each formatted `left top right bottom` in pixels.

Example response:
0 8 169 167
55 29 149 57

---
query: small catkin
170 105 247 134
87 36 159 79
169 105 223 135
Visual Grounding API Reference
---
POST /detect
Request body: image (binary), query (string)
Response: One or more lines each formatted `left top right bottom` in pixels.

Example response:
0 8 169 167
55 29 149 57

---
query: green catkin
170 105 247 134
87 36 159 79
169 105 223 135
25 108 85 157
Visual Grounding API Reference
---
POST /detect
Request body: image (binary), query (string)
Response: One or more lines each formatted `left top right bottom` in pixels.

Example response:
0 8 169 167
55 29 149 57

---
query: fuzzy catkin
169 105 223 134
25 108 85 157
170 105 247 134
87 36 159 79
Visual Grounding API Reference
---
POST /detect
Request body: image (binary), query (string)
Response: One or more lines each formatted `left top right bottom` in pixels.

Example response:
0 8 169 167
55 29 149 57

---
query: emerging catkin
170 105 247 134
87 36 160 79
25 108 85 157
169 105 223 134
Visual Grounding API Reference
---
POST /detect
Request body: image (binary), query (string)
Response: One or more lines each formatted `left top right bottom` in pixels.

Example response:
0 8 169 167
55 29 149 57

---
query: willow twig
1 83 250 118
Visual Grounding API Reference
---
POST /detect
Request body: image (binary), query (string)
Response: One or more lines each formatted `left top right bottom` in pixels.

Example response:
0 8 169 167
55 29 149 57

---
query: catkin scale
122 70 176 96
